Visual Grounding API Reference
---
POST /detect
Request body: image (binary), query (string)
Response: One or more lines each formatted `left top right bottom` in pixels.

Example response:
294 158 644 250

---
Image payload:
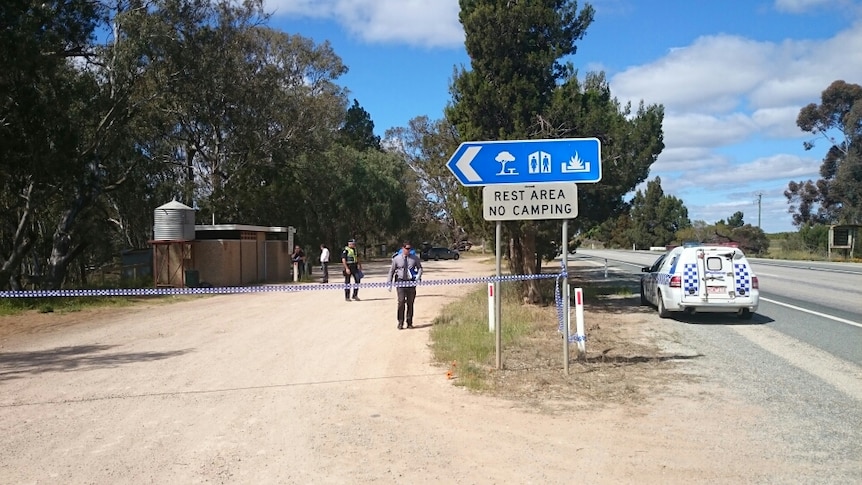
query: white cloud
642 152 820 230
594 145 804 228
691 153 820 187
612 20 860 231
750 106 807 138
684 183 794 231
662 112 757 149
611 23 862 116
663 107 808 148
774 0 850 13
265 0 463 48
612 35 770 113
748 28 862 108
652 147 722 173
613 23 862 164
658 153 815 190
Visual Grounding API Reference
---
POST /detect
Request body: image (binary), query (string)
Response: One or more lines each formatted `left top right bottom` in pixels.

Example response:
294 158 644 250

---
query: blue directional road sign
446 137 601 186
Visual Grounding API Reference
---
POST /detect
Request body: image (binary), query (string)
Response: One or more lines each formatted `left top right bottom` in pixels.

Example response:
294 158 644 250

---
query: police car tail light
752 276 759 289
669 275 681 288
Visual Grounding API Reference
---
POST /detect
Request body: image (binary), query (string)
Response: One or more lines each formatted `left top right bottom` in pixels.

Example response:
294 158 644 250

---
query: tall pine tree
447 0 663 303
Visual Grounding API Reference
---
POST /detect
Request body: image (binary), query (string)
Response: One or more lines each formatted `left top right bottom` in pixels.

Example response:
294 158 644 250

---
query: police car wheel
657 292 670 318
737 309 753 320
639 285 649 306
454 253 460 260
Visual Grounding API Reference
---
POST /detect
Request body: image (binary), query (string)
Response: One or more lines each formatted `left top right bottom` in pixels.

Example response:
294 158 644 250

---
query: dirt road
0 257 853 483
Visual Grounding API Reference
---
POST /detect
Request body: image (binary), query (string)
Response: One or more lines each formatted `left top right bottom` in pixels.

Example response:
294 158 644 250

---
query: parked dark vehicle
422 247 460 261
451 240 473 251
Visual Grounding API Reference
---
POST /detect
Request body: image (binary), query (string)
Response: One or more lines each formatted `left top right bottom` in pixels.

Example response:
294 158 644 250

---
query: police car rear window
706 257 723 271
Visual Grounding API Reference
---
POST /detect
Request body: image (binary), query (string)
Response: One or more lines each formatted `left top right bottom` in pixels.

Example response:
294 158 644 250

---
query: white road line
731 325 862 401
760 297 862 329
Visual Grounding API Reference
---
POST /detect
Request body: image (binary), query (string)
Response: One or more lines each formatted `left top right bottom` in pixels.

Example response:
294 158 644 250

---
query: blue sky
265 0 862 234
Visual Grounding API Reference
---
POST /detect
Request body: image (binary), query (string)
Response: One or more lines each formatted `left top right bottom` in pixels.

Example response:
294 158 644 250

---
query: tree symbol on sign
495 151 518 175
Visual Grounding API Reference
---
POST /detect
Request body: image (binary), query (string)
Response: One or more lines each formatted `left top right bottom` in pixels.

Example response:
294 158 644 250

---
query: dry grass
429 264 702 414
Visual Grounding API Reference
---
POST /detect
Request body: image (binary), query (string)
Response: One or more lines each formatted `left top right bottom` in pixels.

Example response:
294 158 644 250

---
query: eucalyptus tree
786 80 862 227
385 116 466 245
351 149 412 247
1 0 90 287
1 0 353 290
675 219 769 255
0 0 164 289
136 0 350 229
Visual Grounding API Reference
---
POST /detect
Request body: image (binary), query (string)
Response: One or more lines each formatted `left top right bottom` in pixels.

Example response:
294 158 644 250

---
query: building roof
156 200 194 210
194 224 290 233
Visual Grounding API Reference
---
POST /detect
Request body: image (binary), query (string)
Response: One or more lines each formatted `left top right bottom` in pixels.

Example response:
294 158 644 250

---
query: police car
640 244 759 319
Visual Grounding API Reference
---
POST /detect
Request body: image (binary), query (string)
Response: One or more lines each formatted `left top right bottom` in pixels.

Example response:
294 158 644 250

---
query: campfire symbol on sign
562 151 590 173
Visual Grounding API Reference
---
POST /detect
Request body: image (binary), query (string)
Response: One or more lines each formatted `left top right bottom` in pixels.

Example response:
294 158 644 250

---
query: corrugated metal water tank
153 200 196 241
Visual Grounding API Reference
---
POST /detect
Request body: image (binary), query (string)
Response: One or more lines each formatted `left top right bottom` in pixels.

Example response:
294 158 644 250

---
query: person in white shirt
319 243 330 284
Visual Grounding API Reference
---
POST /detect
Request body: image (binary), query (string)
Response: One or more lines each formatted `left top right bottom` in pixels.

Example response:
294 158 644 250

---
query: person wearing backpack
387 241 423 330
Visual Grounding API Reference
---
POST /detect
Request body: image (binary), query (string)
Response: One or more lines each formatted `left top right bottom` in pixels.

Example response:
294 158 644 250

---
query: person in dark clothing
341 239 363 301
388 241 423 329
291 245 306 279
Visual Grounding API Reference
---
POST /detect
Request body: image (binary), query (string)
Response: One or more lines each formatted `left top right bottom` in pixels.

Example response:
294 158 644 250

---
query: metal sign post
445 137 602 372
495 221 502 370
562 220 570 375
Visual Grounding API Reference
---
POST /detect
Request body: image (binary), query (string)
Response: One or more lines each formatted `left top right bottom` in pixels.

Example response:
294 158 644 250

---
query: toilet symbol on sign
528 151 552 174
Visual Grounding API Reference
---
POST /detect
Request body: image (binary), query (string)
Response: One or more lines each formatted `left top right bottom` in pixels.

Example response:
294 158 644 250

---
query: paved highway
569 248 862 480
572 248 862 366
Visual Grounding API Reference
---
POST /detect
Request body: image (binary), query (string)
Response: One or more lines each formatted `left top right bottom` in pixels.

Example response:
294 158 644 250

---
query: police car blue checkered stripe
682 263 698 291
654 273 672 285
734 263 751 294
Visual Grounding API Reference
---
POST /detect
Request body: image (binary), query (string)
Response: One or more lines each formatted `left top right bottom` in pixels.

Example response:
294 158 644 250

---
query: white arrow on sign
455 146 482 182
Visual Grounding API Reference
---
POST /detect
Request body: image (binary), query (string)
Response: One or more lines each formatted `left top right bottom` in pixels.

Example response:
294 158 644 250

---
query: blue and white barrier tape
1 269 586 343
552 260 582 344
0 273 561 299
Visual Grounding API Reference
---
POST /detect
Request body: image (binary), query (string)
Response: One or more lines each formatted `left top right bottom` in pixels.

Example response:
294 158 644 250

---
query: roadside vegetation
0 294 203 317
429 283 535 390
429 273 638 392
0 296 131 316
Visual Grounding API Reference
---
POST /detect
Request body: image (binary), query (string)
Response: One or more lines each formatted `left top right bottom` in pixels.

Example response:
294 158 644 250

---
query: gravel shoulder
1 256 859 484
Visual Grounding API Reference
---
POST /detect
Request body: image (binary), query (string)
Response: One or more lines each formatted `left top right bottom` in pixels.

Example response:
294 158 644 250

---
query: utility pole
755 192 762 228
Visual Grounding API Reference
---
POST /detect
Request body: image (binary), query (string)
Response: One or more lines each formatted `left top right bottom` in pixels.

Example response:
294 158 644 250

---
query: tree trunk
0 182 36 291
507 222 542 305
45 196 89 290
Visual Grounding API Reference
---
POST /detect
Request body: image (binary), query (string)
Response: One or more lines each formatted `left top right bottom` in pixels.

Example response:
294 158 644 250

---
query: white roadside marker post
573 287 586 357
488 282 495 332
